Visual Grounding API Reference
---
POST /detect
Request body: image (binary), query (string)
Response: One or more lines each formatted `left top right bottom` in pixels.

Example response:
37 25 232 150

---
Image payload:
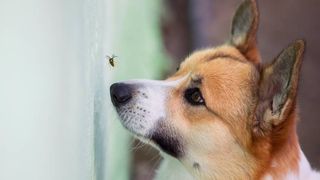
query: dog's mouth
116 105 185 158
149 120 185 158
115 101 154 137
110 81 185 158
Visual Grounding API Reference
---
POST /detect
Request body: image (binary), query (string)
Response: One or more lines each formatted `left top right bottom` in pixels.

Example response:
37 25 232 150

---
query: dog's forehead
185 45 246 65
172 45 255 81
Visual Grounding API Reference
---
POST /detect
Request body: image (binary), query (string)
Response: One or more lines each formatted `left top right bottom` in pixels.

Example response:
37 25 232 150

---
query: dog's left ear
230 0 260 64
253 40 305 136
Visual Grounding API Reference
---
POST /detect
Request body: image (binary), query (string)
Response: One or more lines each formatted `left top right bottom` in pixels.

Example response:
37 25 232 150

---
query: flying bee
106 54 117 67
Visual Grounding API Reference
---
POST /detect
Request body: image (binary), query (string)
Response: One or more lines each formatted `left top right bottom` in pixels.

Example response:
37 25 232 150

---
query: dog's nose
110 83 133 107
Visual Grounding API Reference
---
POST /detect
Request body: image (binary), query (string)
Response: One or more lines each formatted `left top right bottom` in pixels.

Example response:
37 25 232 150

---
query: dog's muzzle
109 80 185 158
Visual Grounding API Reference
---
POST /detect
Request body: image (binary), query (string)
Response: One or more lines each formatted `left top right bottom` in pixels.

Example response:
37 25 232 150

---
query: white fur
157 150 320 180
297 150 320 180
262 150 320 180
116 76 320 180
116 76 188 137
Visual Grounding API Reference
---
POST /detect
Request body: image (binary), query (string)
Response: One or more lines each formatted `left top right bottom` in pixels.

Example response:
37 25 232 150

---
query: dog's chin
116 109 149 138
149 123 185 158
116 108 184 158
119 113 183 158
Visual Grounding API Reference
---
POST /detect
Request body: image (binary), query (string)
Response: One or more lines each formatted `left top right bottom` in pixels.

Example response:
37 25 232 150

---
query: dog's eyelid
191 75 203 85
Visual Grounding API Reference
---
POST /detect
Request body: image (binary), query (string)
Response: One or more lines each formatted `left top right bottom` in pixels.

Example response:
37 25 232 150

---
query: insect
106 54 117 67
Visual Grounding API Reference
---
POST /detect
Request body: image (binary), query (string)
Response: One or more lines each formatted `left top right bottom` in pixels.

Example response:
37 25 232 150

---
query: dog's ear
253 40 305 136
230 0 260 64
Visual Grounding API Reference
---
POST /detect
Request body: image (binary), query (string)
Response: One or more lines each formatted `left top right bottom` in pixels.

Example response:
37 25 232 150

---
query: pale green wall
0 0 166 179
105 0 167 180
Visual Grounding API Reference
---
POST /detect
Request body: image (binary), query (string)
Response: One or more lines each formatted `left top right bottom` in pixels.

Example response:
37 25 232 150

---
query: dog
110 0 320 179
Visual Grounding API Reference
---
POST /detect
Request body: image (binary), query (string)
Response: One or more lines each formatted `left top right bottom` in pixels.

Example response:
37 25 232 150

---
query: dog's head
110 0 305 178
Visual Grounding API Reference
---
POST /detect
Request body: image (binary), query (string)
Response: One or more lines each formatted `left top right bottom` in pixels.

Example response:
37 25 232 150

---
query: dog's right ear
230 0 260 64
253 40 305 137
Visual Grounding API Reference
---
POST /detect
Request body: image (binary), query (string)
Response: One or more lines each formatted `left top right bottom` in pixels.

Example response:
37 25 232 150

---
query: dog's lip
116 112 147 137
147 120 185 158
134 132 185 159
116 112 184 158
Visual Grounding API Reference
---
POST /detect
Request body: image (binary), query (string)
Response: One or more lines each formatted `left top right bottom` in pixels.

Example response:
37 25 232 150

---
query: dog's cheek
150 120 184 158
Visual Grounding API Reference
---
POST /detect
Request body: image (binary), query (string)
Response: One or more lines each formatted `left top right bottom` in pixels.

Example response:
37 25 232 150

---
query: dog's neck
261 111 300 179
262 149 317 180
260 111 319 179
156 111 319 180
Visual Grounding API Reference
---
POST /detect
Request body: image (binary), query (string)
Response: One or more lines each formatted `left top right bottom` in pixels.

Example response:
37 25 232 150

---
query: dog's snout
110 83 133 107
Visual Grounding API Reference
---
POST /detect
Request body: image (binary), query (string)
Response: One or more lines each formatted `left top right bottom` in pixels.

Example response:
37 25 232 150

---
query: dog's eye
184 88 205 105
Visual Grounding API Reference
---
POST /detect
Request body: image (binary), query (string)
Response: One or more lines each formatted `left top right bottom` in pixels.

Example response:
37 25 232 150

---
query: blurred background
0 0 319 180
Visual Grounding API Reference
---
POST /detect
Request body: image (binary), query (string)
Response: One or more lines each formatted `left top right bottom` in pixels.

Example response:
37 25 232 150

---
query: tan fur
162 43 305 179
165 45 260 179
112 0 315 179
160 1 308 176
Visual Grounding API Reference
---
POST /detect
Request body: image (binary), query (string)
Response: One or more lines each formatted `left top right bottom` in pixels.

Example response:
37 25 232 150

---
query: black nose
110 83 133 107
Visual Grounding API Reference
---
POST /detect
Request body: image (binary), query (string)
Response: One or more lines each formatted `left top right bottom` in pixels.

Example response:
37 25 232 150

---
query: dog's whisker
130 140 146 152
146 155 162 179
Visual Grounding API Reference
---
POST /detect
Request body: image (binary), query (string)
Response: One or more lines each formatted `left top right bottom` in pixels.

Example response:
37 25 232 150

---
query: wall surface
0 0 166 180
0 0 94 179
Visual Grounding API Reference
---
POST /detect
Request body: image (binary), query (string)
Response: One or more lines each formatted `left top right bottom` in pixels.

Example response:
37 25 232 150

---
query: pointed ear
230 0 260 64
253 40 305 136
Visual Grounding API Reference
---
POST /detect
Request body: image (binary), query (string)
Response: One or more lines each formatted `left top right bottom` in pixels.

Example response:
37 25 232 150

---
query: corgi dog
110 0 320 179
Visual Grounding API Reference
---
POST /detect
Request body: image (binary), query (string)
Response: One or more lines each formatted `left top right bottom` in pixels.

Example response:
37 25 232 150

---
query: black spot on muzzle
150 121 184 158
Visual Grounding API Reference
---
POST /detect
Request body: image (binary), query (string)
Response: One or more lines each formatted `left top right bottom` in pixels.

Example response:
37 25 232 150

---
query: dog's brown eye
191 92 202 103
184 88 205 105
